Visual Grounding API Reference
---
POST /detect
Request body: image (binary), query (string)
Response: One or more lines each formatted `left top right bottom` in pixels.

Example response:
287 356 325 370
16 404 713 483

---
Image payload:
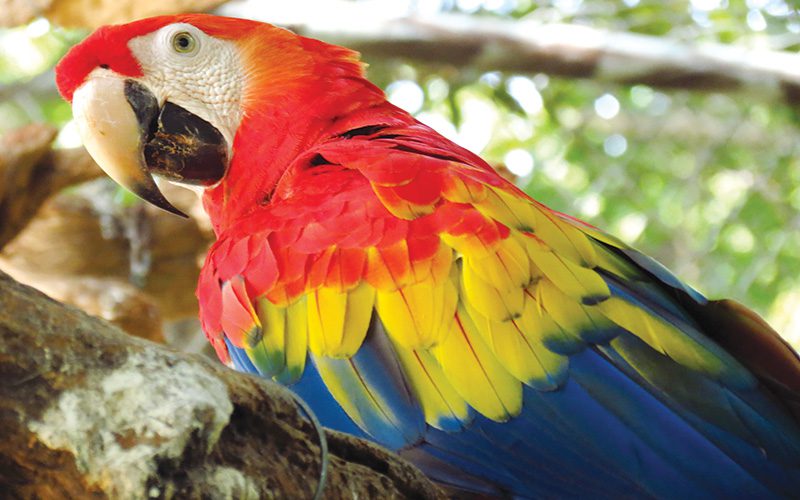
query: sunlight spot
594 93 620 119
456 0 482 13
726 224 755 253
426 77 449 102
387 80 424 114
504 149 534 177
604 134 628 157
578 193 602 217
480 71 502 88
746 0 769 10
746 9 767 31
26 18 51 37
557 107 582 129
2 30 46 74
630 85 654 108
507 76 543 115
616 213 647 243
765 1 789 15
457 96 498 152
690 0 723 11
553 0 583 15
54 120 83 149
508 116 533 141
543 160 568 182
413 0 447 15
533 74 549 90
484 0 515 14
536 136 564 160
648 92 672 115
710 169 753 208
417 111 458 142
770 290 800 350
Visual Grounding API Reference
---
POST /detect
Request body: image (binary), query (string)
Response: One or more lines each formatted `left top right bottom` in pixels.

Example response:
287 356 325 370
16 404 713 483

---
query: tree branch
0 269 443 499
247 10 800 104
0 0 230 28
0 125 211 330
0 178 212 322
4 1 800 103
0 124 103 250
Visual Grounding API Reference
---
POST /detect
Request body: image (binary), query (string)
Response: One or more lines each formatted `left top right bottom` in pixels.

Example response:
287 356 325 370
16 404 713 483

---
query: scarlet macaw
55 14 800 498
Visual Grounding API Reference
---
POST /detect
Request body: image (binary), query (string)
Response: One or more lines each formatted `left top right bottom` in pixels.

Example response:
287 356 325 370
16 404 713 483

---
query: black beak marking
123 80 188 218
144 102 228 186
125 80 159 140
122 80 229 217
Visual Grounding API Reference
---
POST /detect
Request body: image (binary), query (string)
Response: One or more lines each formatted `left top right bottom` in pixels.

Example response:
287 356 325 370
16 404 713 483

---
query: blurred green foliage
0 20 82 133
0 0 798 338
373 0 800 339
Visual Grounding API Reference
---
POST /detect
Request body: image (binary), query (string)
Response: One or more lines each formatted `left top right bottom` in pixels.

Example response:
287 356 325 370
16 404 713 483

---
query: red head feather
56 14 366 103
55 14 384 230
56 16 173 101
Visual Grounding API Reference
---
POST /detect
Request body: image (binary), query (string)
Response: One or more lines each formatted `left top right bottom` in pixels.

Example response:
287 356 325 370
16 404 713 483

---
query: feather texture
196 114 800 497
55 13 800 496
87 15 800 497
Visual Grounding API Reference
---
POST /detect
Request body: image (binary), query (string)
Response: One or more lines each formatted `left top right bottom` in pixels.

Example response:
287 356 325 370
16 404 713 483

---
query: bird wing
197 119 800 497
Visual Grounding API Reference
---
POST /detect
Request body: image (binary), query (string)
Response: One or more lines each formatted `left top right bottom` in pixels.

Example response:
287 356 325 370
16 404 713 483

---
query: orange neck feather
199 20 386 233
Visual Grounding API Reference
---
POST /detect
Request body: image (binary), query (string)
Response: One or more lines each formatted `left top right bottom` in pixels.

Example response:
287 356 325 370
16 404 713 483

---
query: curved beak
72 70 230 218
72 74 188 217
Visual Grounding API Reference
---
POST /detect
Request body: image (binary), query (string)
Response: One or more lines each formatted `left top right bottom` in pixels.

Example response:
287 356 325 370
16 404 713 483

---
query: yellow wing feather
307 282 374 357
250 296 308 383
469 300 569 390
376 276 458 349
226 170 756 431
432 303 523 421
392 346 471 430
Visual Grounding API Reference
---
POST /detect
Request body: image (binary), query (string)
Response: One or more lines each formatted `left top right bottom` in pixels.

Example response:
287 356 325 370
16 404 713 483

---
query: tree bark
0 269 443 499
0 124 102 250
1 181 211 321
0 123 212 329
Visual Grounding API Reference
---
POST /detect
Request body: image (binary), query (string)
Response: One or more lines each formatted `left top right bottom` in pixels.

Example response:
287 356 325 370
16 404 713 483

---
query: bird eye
171 31 197 54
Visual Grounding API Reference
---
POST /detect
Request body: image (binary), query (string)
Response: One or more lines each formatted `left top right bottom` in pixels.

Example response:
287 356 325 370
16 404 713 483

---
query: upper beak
72 74 188 217
71 73 229 218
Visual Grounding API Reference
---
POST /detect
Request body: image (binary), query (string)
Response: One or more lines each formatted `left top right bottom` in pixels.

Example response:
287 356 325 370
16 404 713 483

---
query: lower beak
71 75 228 218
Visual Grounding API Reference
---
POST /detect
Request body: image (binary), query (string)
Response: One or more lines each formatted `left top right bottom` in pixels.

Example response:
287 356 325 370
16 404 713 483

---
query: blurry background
1 0 799 349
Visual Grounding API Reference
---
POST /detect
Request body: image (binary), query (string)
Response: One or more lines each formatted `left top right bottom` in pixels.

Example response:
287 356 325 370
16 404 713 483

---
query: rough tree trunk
1 181 211 322
0 270 443 499
0 124 213 343
0 124 102 250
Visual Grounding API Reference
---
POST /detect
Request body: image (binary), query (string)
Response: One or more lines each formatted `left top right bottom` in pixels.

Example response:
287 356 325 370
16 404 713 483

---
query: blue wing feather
227 318 799 498
310 326 426 450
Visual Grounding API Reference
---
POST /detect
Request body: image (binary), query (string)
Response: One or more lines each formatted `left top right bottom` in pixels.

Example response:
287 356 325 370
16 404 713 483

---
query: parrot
54 14 800 498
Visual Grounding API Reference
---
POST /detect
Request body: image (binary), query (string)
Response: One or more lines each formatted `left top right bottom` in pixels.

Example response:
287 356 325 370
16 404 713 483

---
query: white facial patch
128 23 245 153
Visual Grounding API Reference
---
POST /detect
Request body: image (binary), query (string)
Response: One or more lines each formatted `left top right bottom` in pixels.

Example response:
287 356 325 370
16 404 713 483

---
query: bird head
55 14 370 217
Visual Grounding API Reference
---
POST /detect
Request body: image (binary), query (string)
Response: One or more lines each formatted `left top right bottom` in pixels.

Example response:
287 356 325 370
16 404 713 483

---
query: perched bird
56 14 800 498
